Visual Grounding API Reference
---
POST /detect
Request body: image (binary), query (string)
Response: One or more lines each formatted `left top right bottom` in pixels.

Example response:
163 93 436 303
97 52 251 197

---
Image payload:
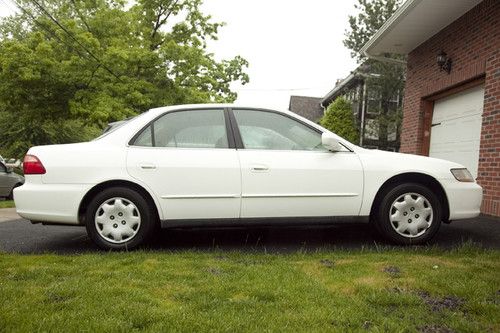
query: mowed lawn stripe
0 245 499 332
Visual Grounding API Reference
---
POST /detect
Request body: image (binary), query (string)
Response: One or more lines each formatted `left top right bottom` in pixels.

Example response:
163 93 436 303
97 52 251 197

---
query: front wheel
85 187 157 250
374 183 442 245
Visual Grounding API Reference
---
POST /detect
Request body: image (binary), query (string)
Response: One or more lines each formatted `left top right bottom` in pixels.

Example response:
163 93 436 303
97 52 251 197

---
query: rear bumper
441 179 483 220
14 183 89 225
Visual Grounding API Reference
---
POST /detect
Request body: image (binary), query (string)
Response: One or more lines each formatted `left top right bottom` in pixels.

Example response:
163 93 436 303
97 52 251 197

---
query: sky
0 0 359 110
202 0 358 109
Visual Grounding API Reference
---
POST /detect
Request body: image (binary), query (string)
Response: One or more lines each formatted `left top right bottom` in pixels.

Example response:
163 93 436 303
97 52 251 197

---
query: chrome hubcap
389 192 433 238
95 197 141 244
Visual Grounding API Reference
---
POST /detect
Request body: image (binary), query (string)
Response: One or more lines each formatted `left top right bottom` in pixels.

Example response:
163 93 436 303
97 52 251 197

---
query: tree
343 0 404 149
320 97 359 144
0 0 249 158
344 0 402 61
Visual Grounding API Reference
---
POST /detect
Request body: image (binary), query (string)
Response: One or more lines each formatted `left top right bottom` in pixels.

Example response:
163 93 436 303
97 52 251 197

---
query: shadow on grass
150 223 384 252
1 215 498 254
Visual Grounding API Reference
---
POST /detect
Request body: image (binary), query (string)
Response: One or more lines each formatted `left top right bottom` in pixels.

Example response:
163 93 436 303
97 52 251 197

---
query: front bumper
14 182 89 225
440 179 483 220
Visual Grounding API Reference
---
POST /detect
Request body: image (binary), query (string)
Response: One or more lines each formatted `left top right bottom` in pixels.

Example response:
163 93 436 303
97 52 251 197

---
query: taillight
23 155 46 175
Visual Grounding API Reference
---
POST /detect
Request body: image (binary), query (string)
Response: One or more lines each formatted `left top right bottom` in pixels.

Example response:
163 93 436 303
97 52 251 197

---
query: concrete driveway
0 209 498 254
0 208 20 223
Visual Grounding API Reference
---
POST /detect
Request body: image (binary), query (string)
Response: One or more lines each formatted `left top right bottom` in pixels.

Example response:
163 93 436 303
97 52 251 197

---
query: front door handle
140 164 157 170
251 164 269 172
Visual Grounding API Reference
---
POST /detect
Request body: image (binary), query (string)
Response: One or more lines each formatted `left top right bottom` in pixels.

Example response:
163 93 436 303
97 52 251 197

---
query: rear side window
133 126 153 147
131 109 229 149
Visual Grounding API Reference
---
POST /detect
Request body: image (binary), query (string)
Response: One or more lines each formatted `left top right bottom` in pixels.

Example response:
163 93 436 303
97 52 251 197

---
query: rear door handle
140 164 156 170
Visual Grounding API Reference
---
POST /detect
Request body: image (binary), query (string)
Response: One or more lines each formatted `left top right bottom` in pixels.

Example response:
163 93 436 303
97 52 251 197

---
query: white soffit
361 0 483 56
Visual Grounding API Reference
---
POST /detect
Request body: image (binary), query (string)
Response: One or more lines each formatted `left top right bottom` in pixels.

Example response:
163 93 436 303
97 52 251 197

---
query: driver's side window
0 163 6 173
233 109 325 151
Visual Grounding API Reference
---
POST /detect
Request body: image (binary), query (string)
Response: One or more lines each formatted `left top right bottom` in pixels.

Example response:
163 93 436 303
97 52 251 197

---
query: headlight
451 168 474 182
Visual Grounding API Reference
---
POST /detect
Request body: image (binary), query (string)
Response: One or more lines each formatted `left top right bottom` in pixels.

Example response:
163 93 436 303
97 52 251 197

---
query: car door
127 108 241 220
0 162 11 197
231 108 363 218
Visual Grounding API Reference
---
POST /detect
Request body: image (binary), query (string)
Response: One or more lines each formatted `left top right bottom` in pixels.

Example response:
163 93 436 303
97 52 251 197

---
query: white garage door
429 85 484 179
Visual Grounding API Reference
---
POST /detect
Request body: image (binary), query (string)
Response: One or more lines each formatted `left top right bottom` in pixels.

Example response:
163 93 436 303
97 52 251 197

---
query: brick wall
400 0 499 216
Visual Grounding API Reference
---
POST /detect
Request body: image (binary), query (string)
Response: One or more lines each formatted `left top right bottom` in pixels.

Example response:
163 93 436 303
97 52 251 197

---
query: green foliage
343 0 405 147
0 0 249 158
360 61 405 142
344 0 402 61
320 97 359 144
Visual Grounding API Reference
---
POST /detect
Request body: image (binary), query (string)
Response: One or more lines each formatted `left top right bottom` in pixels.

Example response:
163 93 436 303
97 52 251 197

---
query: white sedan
14 104 483 249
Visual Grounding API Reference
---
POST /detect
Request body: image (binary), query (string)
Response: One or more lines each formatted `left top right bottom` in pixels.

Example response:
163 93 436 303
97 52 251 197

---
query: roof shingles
288 96 324 122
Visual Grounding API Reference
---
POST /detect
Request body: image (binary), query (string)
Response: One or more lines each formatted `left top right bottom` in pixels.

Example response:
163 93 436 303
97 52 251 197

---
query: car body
0 162 24 199
14 104 483 249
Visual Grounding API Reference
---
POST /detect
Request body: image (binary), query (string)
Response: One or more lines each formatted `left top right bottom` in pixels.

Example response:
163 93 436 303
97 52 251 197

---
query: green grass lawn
1 245 499 332
0 200 14 208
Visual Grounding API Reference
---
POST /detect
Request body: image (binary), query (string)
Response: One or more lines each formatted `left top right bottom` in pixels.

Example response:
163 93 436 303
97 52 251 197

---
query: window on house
366 89 381 115
364 119 379 140
388 123 398 142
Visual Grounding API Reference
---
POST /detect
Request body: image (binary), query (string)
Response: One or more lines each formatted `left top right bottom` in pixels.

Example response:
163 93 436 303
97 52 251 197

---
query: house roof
361 0 483 56
321 73 359 106
288 96 324 121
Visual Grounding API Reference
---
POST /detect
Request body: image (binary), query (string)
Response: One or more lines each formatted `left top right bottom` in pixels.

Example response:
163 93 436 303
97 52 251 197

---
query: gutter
363 53 406 65
360 82 367 146
320 73 357 108
320 68 399 108
359 0 422 66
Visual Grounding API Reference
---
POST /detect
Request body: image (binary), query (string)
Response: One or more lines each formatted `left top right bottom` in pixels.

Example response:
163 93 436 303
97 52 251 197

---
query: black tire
373 183 442 245
85 187 158 250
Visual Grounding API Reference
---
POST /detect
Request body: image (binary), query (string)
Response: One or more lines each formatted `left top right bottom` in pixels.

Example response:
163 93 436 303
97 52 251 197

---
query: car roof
97 103 359 152
147 104 291 115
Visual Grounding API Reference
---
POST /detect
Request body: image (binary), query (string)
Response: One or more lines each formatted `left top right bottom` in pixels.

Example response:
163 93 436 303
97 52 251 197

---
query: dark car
0 162 24 199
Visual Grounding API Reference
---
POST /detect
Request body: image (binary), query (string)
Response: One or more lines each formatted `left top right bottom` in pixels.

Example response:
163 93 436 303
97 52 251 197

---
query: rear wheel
85 187 157 250
374 183 442 245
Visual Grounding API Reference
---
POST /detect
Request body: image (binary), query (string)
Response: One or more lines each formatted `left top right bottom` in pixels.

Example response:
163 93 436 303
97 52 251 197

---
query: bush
319 97 359 144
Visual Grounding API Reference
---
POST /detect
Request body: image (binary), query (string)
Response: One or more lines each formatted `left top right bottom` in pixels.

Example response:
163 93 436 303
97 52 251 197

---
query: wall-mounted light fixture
437 51 452 74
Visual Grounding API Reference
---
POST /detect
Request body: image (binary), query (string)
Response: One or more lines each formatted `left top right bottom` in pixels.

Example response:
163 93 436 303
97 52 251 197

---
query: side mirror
322 133 343 152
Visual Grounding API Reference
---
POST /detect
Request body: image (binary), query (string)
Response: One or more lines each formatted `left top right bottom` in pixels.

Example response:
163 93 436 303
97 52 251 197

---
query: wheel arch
369 172 450 223
7 182 23 199
78 179 161 225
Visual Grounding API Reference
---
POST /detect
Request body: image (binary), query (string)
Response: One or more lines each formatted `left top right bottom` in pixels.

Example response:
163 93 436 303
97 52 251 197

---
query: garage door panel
429 85 484 179
431 150 478 165
431 116 482 143
432 108 481 123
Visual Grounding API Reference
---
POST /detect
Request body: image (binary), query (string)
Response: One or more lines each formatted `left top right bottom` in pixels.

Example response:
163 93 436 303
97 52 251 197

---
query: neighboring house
288 96 324 123
321 67 402 151
361 0 499 216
